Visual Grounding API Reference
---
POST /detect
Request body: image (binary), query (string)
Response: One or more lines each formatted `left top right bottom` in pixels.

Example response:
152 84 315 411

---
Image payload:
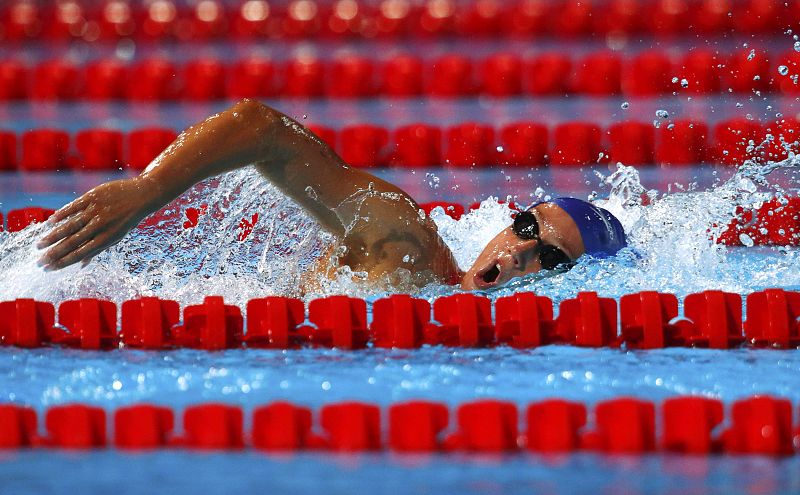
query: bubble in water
621 101 630 109
496 146 504 153
779 65 790 76
747 49 756 61
680 79 689 88
738 233 754 247
671 77 679 83
655 109 669 119
795 41 800 52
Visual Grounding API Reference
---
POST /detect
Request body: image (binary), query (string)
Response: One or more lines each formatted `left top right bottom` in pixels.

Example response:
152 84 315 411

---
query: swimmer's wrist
134 175 172 212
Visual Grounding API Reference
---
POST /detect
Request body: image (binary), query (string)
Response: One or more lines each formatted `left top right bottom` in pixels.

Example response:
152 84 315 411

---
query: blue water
2 345 800 494
2 32 800 493
2 452 799 495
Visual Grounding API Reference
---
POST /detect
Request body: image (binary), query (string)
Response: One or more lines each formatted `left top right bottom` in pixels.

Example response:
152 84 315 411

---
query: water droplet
747 49 756 61
655 109 669 119
321 381 331 391
680 78 689 88
739 233 754 247
736 102 744 108
302 114 307 120
795 41 800 52
779 65 790 76
671 76 679 83
496 145 504 152
621 101 630 109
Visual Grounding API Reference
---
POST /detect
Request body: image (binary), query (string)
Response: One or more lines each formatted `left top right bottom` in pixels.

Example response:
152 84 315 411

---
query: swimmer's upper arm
250 102 429 242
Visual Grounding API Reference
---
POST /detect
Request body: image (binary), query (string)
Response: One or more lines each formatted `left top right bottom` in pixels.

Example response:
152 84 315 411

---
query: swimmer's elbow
231 98 280 127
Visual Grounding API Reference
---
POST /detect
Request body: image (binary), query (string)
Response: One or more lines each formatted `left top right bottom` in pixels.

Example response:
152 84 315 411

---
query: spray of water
0 153 798 308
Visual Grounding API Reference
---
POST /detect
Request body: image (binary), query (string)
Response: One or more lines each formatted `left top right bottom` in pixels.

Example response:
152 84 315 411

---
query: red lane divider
1 47 798 102
2 0 796 43
0 117 796 171
582 398 656 453
3 289 800 351
114 404 174 449
171 296 244 350
2 395 799 455
662 397 724 454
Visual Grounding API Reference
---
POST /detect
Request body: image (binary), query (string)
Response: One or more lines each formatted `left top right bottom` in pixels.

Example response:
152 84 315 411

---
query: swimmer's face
461 203 585 290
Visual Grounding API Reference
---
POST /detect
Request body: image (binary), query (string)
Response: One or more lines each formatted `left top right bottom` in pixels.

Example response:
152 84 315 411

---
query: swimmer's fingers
46 237 108 271
37 213 89 249
50 196 90 223
38 218 103 269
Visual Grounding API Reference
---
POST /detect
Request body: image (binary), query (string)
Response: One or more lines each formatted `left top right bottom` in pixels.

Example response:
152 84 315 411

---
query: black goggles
512 210 574 271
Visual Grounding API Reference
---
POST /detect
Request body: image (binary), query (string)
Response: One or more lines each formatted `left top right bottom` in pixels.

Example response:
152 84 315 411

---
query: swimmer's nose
509 238 539 269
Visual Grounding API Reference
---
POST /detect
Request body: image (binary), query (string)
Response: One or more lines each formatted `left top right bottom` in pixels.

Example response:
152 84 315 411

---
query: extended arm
38 99 456 279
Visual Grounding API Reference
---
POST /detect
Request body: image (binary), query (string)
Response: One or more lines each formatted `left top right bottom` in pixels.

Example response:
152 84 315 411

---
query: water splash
1 154 799 309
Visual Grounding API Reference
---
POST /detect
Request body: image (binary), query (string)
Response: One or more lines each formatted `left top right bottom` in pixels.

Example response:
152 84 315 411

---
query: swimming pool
2 1 800 493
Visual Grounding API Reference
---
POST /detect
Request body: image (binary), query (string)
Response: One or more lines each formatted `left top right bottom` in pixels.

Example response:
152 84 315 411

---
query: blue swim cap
549 197 627 257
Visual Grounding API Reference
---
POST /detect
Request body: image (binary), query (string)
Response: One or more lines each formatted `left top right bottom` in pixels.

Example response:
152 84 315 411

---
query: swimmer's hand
37 177 158 271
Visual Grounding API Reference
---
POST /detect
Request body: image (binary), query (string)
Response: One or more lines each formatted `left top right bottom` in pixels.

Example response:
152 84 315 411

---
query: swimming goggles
512 210 575 270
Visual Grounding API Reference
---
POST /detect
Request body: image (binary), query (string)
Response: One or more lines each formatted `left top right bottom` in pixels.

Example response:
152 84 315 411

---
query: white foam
1 156 799 309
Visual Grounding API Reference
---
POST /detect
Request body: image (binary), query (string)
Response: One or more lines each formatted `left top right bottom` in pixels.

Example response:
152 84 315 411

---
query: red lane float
557 292 617 347
0 405 38 448
4 395 799 455
50 298 118 350
662 396 723 454
45 404 106 449
0 117 796 170
181 404 244 449
245 297 306 349
6 207 55 232
721 396 794 456
425 293 494 347
494 292 558 348
446 400 519 452
305 296 369 349
2 289 800 351
526 400 586 453
171 296 243 350
745 289 800 348
127 128 179 171
114 404 175 449
120 297 181 350
21 130 69 171
320 402 382 451
0 48 796 101
1 0 796 43
389 401 449 452
682 291 744 349
619 291 681 349
252 402 322 451
0 299 55 348
371 294 430 349
583 398 655 453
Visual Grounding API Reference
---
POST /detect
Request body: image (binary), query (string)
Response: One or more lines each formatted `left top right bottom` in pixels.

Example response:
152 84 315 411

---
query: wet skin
37 99 583 289
459 203 585 290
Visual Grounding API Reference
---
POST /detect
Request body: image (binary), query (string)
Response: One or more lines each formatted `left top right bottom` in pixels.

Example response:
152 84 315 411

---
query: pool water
2 11 800 494
2 160 800 493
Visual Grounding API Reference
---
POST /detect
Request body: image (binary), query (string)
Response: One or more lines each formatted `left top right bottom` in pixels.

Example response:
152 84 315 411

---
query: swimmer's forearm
134 98 283 211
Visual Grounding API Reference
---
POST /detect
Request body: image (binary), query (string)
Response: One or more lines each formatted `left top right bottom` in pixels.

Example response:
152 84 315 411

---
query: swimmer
36 99 626 290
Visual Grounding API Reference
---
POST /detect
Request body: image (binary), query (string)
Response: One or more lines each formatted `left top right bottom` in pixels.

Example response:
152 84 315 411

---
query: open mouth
480 263 501 285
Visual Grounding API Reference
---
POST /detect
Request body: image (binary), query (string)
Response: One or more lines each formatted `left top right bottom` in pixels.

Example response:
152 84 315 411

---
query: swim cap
549 197 627 257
